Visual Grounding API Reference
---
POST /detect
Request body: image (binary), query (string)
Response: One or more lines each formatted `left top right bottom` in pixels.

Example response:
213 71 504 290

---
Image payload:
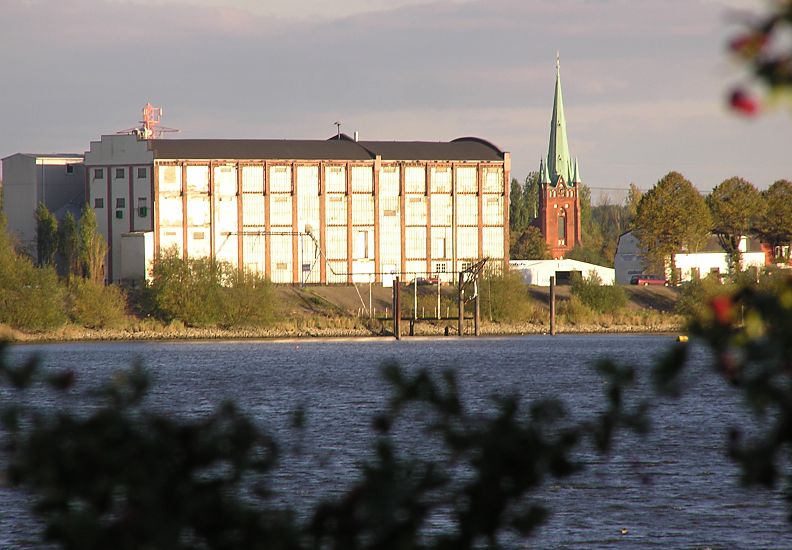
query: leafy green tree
509 172 539 236
78 203 108 284
59 211 80 282
510 226 549 260
757 179 792 262
35 203 58 267
707 177 764 271
633 171 711 277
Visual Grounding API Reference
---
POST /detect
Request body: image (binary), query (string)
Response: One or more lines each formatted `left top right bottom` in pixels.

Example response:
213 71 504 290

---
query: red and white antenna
117 103 179 139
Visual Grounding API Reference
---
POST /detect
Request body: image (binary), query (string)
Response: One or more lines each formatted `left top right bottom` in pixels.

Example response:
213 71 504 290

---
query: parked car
407 276 440 286
630 274 668 286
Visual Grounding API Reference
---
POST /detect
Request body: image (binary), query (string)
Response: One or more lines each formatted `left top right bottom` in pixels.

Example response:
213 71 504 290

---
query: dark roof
149 139 372 161
359 137 504 161
147 137 504 162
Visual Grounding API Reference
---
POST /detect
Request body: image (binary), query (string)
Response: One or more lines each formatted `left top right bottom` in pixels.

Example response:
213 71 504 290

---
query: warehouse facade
83 134 510 284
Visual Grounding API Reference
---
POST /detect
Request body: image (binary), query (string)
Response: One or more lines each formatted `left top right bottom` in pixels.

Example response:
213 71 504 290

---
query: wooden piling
395 276 401 340
458 271 464 337
474 282 481 337
550 275 556 336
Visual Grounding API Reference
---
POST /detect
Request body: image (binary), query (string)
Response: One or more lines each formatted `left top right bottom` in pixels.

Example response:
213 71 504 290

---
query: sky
1 0 789 200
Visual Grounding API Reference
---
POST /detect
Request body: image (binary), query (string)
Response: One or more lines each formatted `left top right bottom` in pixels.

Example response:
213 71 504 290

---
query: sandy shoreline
2 319 685 344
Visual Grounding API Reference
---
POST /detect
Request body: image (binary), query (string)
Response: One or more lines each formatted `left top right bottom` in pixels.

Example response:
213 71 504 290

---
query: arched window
558 214 567 246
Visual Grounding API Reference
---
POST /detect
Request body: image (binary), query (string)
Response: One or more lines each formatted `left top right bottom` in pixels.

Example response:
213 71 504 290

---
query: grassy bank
2 284 684 343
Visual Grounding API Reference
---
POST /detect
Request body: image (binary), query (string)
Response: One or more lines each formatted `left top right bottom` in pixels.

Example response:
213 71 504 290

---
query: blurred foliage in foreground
2 274 792 547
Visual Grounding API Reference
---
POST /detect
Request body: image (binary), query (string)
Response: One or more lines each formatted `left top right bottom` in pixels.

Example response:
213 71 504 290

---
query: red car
630 274 668 286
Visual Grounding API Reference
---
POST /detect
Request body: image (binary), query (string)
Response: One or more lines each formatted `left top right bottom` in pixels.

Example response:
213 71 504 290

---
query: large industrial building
80 130 510 284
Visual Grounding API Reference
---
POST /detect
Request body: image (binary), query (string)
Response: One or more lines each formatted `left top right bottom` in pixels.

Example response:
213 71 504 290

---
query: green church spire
546 54 575 186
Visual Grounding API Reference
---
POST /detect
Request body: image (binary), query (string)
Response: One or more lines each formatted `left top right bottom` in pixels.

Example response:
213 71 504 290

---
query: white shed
509 259 615 286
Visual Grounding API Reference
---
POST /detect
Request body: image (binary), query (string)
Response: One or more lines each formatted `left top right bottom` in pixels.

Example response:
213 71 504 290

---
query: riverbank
0 317 684 343
0 284 684 343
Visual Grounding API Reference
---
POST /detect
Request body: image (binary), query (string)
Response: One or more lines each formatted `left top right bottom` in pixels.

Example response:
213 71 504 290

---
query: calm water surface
2 335 789 549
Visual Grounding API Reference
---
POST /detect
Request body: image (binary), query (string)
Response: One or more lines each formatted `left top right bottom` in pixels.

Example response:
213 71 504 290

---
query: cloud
1 0 787 192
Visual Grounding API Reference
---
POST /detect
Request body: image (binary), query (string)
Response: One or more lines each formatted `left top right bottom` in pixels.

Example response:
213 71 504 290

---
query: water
1 335 790 549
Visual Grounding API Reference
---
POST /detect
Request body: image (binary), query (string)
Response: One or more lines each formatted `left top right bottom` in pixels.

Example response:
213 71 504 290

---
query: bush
0 220 66 331
570 272 627 314
67 280 129 329
148 248 278 328
220 269 278 328
674 274 731 322
480 270 539 323
148 249 223 327
558 295 595 325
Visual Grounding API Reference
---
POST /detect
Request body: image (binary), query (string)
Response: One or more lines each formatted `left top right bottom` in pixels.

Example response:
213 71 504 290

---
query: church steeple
546 54 574 186
534 54 582 260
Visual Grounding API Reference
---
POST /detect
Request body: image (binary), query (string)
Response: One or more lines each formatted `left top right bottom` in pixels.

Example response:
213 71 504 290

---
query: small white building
509 259 615 286
1 153 85 256
614 230 768 284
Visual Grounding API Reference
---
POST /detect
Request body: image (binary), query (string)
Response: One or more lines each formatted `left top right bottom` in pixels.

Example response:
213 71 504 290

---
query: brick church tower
537 57 582 259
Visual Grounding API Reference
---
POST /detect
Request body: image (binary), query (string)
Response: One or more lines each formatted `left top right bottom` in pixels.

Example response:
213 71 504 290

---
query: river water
1 335 789 549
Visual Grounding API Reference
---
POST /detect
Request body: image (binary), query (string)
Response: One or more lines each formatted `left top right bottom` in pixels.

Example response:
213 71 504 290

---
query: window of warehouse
354 230 373 259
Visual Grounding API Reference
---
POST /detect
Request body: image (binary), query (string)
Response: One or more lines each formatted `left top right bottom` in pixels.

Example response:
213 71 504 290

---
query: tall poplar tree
633 171 711 276
78 203 108 283
59 212 81 282
35 203 58 267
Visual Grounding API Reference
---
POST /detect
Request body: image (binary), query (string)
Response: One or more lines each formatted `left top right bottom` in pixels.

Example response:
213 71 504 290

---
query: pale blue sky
1 0 789 198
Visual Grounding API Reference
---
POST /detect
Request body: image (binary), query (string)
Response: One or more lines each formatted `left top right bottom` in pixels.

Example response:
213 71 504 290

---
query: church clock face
557 184 566 197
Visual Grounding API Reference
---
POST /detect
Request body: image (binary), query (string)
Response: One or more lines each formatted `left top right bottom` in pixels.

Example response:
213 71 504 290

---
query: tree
624 183 642 228
0 215 66 330
78 203 107 284
521 172 539 223
707 177 764 271
757 179 792 262
509 172 540 236
35 203 58 267
59 211 80 282
510 226 549 260
633 171 711 277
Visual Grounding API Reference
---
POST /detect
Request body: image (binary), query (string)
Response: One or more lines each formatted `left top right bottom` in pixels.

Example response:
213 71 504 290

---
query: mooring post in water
474 277 481 337
458 271 465 337
395 276 401 340
550 275 556 336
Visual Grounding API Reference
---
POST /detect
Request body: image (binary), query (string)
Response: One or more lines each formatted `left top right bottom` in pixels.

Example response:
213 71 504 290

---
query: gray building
1 153 85 256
